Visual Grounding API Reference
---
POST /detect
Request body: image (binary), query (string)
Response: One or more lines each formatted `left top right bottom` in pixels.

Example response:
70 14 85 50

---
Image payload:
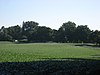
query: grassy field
0 42 100 62
0 42 100 75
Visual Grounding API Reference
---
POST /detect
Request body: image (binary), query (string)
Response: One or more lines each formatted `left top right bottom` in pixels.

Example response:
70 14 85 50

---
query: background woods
0 21 100 45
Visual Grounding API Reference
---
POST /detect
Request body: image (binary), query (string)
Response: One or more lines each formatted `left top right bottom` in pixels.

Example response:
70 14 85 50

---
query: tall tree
57 21 76 42
22 21 39 41
7 25 21 40
75 25 91 43
30 26 52 42
0 26 12 41
51 29 58 42
90 30 100 45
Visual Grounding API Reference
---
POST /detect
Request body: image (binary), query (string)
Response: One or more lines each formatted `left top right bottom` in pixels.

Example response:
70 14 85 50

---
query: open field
0 42 100 75
0 42 100 62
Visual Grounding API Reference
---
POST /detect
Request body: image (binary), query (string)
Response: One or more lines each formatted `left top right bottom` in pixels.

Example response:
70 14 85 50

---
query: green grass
0 42 100 62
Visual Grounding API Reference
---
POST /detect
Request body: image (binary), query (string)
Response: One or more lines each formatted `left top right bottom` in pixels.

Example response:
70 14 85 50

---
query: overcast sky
0 0 100 30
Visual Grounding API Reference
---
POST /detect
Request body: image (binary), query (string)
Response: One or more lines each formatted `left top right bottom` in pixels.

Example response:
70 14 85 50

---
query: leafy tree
51 29 58 42
90 30 100 45
75 25 91 43
97 34 100 46
30 26 52 42
22 21 39 42
0 26 12 41
1 20 100 44
7 25 21 40
57 21 76 42
55 29 65 43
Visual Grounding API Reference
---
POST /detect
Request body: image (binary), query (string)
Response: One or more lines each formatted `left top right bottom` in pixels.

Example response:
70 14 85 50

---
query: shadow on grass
75 43 100 48
0 58 100 75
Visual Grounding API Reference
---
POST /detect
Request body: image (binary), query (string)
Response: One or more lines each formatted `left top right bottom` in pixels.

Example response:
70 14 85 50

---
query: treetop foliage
0 21 100 45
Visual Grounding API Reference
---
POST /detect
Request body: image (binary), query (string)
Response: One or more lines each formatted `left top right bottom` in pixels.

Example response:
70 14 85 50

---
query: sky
0 0 100 30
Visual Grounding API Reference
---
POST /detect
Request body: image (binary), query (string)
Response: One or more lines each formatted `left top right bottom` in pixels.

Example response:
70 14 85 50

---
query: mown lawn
0 42 100 62
0 42 100 75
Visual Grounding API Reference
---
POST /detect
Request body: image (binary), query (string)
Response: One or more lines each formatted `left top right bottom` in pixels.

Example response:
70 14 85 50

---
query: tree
22 21 39 42
57 21 76 42
75 25 91 43
51 29 58 42
97 34 100 46
90 30 100 45
1 20 100 44
7 25 21 40
0 26 12 41
30 26 52 42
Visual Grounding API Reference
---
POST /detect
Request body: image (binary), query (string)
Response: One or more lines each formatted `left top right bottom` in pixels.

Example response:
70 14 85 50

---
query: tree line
0 21 100 45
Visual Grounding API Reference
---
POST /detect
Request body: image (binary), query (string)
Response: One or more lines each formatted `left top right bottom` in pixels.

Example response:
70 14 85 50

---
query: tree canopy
0 21 100 45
